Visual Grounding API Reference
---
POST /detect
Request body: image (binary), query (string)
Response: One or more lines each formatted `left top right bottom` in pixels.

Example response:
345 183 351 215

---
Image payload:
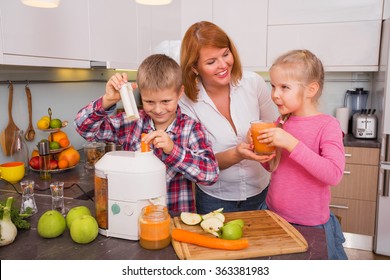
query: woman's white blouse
179 71 278 200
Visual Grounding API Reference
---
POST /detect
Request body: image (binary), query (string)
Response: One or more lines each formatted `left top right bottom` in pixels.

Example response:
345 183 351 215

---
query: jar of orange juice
139 205 171 250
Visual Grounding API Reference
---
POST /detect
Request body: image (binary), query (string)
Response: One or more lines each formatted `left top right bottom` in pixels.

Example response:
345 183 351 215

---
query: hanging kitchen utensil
0 83 20 156
24 85 36 141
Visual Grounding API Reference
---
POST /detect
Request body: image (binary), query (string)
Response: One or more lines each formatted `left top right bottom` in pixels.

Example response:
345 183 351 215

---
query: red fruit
49 159 58 170
29 156 40 169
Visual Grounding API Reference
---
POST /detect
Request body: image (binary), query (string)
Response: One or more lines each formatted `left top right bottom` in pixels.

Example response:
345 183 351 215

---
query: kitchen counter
343 133 380 148
0 155 328 260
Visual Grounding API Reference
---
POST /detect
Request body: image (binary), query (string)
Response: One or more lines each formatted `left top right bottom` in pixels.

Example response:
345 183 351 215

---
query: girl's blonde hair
270 49 324 102
180 21 243 102
269 49 324 172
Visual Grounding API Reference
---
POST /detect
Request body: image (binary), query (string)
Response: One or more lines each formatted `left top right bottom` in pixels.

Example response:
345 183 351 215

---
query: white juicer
94 150 166 240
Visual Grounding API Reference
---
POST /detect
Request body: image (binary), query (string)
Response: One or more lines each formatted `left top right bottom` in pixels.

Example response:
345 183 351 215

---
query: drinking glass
20 180 38 215
50 181 66 215
250 120 277 155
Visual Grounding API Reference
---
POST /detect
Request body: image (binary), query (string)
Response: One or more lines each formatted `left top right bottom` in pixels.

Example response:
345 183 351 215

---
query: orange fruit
58 159 69 169
59 138 70 148
58 147 80 167
31 150 39 158
50 131 68 143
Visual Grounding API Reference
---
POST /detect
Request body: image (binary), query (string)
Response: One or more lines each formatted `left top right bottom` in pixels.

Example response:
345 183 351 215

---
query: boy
74 54 219 212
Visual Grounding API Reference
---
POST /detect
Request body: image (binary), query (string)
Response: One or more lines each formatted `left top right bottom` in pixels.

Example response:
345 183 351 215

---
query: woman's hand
142 130 174 154
102 73 128 110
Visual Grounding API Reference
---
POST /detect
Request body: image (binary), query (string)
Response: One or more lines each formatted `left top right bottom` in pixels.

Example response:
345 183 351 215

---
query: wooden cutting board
171 210 308 260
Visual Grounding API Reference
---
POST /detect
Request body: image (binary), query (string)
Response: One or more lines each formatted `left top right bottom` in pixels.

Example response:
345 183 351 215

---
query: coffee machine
94 150 166 240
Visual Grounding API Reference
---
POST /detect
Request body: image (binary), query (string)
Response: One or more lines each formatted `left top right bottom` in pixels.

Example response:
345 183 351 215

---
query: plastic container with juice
139 205 171 250
250 120 277 155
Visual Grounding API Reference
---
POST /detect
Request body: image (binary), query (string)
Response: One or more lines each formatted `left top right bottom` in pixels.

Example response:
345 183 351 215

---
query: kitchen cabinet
330 146 380 236
180 0 212 37
89 0 138 70
137 0 182 64
0 0 90 68
180 0 268 71
267 0 383 71
213 0 267 71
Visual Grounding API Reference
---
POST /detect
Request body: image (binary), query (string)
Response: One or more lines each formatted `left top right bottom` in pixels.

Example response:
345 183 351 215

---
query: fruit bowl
30 163 79 173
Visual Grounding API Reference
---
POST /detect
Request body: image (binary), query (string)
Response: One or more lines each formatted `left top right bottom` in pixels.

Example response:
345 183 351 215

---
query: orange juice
250 120 276 155
139 205 171 250
94 176 108 229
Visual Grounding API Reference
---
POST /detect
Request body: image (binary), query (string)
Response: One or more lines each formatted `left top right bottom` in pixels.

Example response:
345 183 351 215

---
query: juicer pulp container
94 150 167 240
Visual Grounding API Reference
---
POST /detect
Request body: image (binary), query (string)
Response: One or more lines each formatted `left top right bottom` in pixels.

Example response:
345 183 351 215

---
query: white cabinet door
137 0 181 64
0 0 90 68
267 21 382 71
180 0 212 38
213 0 267 71
269 0 383 25
89 0 138 70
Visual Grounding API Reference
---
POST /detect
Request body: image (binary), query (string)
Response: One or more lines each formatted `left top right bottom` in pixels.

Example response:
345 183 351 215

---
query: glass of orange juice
250 120 276 155
139 205 171 250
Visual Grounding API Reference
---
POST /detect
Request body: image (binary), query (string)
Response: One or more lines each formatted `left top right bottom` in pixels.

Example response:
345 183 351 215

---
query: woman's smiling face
195 46 234 88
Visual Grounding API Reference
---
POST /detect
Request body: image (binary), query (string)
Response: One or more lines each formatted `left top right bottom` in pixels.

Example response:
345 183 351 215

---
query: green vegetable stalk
0 197 18 246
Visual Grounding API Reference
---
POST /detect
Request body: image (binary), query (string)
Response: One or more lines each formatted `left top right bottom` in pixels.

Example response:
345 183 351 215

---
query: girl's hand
102 73 128 109
142 130 174 154
258 127 299 153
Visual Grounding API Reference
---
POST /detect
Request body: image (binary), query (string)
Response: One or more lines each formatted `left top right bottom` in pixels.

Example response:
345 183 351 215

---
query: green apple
225 219 245 229
219 223 243 240
180 212 202 225
201 208 225 223
37 210 66 238
70 215 99 244
200 217 223 237
66 206 91 229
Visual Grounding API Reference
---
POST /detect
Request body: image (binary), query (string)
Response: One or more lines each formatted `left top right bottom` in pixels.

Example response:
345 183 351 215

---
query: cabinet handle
343 170 351 175
329 204 349 209
345 153 352 158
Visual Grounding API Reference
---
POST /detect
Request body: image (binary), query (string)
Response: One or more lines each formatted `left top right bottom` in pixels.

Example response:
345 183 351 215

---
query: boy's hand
143 130 174 154
102 73 128 109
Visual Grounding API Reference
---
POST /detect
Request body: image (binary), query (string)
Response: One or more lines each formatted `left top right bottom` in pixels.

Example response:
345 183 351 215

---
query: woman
179 21 278 214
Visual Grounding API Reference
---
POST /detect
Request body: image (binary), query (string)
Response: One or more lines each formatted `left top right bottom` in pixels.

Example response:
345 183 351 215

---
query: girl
252 49 348 259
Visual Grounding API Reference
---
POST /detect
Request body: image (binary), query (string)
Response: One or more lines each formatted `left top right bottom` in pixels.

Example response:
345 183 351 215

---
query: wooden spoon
0 83 20 156
24 85 36 141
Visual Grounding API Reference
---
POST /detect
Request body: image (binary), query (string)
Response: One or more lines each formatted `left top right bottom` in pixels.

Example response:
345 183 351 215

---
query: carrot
171 228 249 250
141 133 150 152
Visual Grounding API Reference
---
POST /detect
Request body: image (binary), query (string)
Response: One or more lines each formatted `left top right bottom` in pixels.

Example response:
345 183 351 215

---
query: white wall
0 67 373 164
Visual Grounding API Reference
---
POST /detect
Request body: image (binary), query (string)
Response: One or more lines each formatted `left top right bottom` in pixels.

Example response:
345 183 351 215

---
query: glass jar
139 205 171 250
83 142 106 169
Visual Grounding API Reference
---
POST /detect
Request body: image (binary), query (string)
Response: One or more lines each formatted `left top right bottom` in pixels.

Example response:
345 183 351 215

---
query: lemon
41 116 50 122
50 119 62 129
37 119 50 130
49 141 61 150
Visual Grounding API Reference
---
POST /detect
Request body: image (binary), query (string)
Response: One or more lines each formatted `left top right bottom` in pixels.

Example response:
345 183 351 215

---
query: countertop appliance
352 109 377 139
372 17 390 257
94 150 166 240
